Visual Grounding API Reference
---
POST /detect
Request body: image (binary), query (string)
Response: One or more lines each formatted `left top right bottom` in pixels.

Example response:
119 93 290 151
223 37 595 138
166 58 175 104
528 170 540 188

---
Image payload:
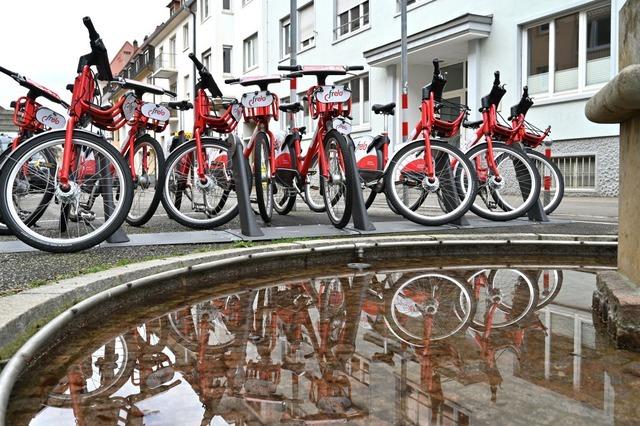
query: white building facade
117 0 623 196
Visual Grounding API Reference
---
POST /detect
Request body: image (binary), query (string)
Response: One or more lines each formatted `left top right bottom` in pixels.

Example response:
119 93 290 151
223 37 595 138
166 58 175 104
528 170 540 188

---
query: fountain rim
0 234 617 424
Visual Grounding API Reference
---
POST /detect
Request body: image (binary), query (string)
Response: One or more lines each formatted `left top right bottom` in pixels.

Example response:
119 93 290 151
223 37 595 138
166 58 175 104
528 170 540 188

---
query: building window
280 18 291 59
200 0 209 21
169 36 176 68
552 155 596 189
299 2 315 49
169 82 177 100
223 45 232 74
184 74 190 100
202 49 211 71
336 0 369 38
223 0 231 10
339 74 369 126
524 5 610 96
182 24 189 50
243 33 258 71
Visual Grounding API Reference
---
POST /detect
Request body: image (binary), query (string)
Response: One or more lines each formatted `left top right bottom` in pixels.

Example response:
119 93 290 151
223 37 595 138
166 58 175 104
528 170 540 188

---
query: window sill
529 88 604 107
393 0 437 17
333 25 371 45
222 10 233 15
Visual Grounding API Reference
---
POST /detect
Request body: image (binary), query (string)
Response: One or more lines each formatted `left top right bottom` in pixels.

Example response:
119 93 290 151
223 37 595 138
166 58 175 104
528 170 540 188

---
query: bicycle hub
55 181 81 204
422 176 440 192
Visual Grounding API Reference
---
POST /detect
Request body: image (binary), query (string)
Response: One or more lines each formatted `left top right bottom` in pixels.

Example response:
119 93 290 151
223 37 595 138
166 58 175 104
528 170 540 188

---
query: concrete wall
617 0 640 283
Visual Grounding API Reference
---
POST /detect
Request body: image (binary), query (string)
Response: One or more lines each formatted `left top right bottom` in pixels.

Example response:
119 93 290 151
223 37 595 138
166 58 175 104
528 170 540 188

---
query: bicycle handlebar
493 71 501 86
278 65 302 71
432 58 442 75
224 78 240 84
284 72 303 79
188 53 204 71
0 65 18 79
83 17 99 42
346 65 364 71
522 86 529 98
164 100 194 111
164 89 177 98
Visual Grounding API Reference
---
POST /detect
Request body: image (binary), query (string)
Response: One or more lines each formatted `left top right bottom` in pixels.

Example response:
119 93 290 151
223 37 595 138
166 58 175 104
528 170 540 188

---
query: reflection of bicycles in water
383 272 476 347
167 294 243 354
45 322 181 426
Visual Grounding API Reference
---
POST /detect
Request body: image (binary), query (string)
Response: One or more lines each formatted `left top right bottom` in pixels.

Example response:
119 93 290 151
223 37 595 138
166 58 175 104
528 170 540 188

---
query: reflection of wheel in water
167 297 238 354
535 269 563 308
466 269 539 331
46 334 135 406
384 273 476 347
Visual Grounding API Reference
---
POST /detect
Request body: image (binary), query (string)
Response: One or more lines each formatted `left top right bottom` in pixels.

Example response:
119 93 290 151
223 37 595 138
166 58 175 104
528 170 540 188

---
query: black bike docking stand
435 151 470 226
228 134 264 237
346 138 376 231
512 142 548 223
96 152 130 244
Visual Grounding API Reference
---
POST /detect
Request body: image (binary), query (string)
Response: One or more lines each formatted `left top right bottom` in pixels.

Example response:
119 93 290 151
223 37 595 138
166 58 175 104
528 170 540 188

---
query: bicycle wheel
466 143 541 221
526 149 564 215
384 273 476 347
536 269 563 308
467 269 539 331
320 130 354 228
0 146 56 236
273 180 296 215
302 155 326 212
384 140 477 226
0 130 133 253
253 132 273 223
161 138 238 229
123 134 165 227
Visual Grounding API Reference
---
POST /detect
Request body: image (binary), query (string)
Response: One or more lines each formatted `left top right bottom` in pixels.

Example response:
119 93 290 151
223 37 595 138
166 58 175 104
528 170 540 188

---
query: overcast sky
0 1 169 109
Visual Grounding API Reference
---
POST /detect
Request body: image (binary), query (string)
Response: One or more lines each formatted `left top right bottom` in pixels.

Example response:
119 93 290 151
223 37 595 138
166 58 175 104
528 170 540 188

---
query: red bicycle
0 17 135 252
457 72 543 221
0 66 68 236
106 78 184 226
161 53 244 229
274 64 363 228
224 74 293 223
355 60 478 225
464 86 564 215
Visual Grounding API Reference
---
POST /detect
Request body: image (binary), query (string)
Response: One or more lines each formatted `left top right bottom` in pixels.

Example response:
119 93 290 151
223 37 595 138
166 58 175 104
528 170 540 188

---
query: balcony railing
154 53 177 71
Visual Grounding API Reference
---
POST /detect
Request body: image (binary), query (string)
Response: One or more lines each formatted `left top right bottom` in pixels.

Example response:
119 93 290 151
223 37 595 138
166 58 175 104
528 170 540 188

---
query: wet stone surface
7 256 640 425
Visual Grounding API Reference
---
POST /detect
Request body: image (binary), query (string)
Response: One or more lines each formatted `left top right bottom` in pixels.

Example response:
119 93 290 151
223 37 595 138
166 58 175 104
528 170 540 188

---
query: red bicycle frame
190 88 240 181
59 65 126 186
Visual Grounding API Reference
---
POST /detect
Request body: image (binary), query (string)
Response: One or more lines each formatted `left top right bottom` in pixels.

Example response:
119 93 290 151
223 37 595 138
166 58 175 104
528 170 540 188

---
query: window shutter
337 0 362 14
299 4 314 43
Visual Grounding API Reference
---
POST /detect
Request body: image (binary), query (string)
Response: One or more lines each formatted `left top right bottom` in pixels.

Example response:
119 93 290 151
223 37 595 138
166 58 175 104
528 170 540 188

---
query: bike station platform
0 217 574 254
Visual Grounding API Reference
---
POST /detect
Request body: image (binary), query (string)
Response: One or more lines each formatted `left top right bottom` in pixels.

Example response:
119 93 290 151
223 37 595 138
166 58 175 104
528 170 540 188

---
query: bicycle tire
253 132 273 223
124 134 166 227
320 130 354 228
0 130 133 253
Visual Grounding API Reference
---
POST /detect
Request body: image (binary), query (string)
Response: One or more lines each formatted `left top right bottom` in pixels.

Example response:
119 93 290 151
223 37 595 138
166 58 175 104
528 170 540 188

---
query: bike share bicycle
0 17 136 253
0 66 68 236
494 86 564 215
106 78 188 227
355 59 479 226
457 71 545 221
223 73 298 223
161 53 247 229
274 64 369 228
